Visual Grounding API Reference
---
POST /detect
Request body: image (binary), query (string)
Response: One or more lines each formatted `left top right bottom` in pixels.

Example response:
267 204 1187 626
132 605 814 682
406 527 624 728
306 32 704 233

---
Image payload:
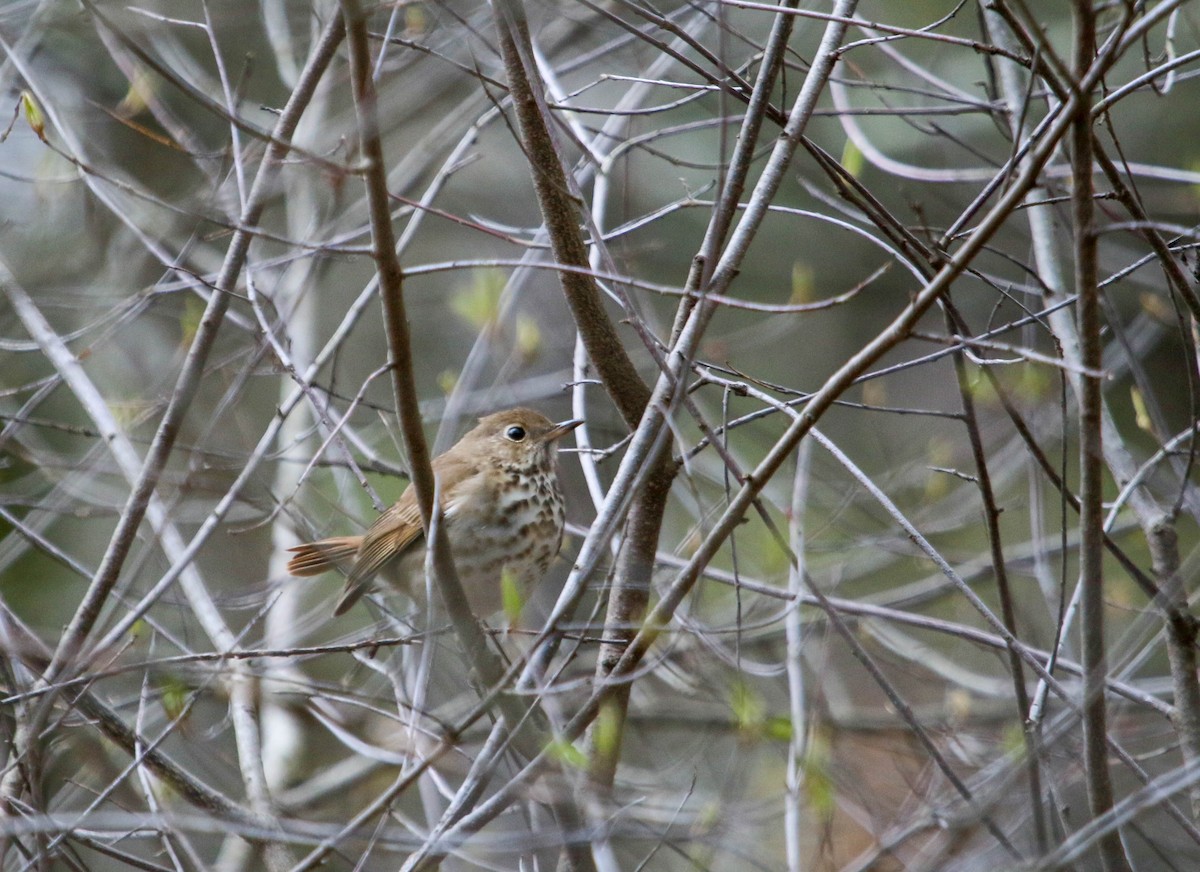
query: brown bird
287 408 581 617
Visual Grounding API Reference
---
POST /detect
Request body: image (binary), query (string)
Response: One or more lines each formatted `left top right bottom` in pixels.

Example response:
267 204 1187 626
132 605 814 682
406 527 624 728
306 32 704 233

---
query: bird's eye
505 425 527 442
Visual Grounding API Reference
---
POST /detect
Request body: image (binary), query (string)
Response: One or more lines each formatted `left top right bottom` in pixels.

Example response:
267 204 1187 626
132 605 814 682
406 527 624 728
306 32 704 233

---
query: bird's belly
447 509 562 616
384 485 564 617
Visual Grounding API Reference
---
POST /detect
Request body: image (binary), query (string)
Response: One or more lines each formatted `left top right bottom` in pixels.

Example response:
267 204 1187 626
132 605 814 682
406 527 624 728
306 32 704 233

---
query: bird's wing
334 487 424 615
334 456 482 616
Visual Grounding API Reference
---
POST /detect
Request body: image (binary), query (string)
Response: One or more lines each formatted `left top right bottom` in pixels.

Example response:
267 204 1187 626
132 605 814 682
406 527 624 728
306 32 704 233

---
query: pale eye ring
505 425 527 442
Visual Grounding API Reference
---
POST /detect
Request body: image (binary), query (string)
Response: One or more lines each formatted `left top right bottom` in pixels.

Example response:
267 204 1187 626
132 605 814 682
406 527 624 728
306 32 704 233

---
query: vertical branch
985 14 1200 812
944 303 1049 852
340 0 485 667
339 0 535 748
260 70 337 799
339 0 432 510
993 2 1200 822
584 457 673 786
784 440 811 872
1152 520 1200 820
1072 3 1131 870
341 6 597 868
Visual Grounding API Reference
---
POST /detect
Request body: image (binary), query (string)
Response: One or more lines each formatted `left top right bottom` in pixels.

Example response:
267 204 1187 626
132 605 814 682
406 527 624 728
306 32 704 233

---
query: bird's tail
286 536 361 576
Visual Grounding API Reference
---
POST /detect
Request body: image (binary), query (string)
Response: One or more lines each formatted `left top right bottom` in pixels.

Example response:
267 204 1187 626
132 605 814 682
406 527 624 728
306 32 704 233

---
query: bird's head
464 408 582 469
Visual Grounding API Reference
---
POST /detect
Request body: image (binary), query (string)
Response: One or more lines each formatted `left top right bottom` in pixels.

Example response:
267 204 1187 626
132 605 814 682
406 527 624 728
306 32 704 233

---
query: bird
287 408 581 617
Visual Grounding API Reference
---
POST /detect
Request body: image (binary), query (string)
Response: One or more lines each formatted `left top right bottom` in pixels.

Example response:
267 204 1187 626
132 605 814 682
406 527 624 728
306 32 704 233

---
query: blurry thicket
2 1 1200 870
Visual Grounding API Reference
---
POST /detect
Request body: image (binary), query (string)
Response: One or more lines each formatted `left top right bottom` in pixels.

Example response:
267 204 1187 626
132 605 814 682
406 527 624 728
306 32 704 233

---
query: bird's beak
546 418 583 441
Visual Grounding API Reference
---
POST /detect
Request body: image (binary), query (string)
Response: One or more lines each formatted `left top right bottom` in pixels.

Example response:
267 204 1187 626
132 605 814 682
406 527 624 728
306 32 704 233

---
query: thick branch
493 0 650 429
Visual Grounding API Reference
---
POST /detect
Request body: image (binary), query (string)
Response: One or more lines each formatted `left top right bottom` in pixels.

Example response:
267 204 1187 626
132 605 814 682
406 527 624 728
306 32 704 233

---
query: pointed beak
545 418 583 442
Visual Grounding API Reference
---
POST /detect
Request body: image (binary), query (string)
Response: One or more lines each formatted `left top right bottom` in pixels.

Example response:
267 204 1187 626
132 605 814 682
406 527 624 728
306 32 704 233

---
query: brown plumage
287 408 580 617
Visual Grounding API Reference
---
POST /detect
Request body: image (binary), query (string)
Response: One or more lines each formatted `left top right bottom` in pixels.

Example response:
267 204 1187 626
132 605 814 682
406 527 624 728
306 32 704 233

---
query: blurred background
2 1 1200 869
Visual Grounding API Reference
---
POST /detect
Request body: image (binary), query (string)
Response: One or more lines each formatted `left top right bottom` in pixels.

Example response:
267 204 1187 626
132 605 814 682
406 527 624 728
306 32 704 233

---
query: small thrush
287 408 581 617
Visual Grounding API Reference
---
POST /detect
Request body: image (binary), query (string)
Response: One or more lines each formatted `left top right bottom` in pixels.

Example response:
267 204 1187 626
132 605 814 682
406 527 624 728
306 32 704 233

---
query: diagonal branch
36 11 346 696
492 0 651 429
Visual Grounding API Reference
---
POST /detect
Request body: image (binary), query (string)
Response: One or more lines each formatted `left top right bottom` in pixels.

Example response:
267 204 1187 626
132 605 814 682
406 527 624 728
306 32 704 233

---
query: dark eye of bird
505 425 527 442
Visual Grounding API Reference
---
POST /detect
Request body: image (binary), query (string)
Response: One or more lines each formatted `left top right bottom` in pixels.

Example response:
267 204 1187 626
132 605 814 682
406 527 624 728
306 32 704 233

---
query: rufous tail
286 536 362 576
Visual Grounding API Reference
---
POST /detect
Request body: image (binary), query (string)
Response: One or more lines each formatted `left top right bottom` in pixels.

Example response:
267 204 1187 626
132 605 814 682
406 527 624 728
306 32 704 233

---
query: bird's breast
440 465 564 585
